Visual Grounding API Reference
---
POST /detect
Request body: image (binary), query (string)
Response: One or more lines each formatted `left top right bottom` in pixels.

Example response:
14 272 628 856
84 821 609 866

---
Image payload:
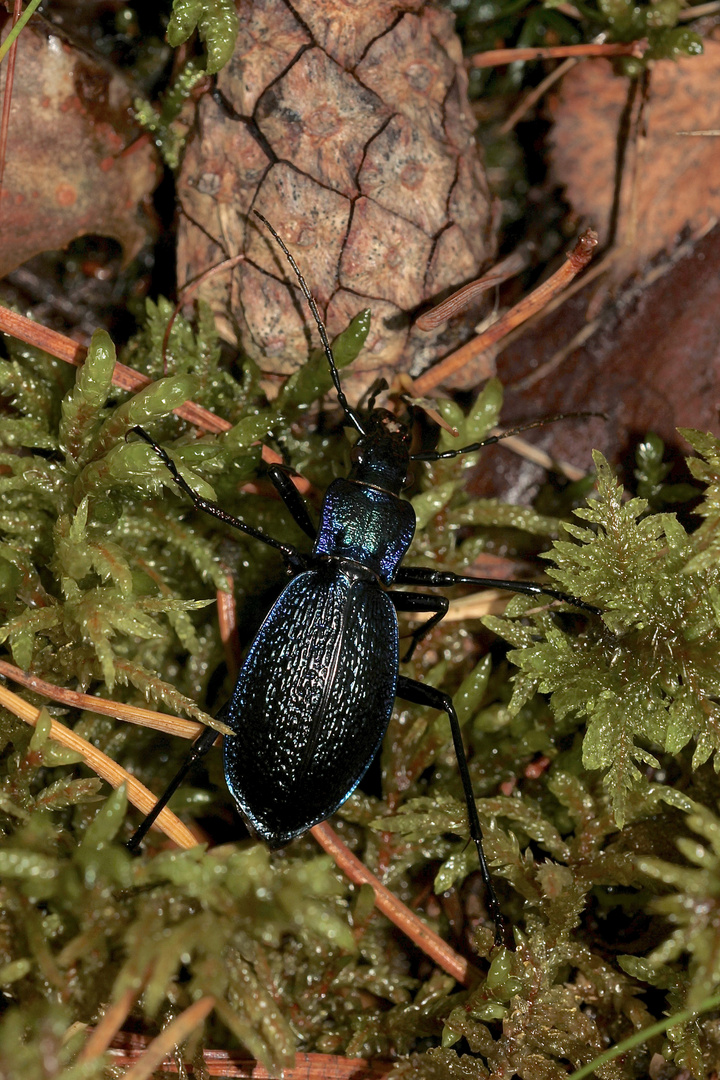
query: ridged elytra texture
222 566 399 845
177 0 496 398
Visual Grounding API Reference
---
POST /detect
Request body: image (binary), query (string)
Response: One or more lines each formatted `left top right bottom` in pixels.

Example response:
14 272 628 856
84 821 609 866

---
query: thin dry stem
0 659 207 738
78 986 140 1063
471 39 647 66
514 319 601 394
216 580 244 674
415 248 529 330
0 682 196 847
499 57 578 134
411 230 598 396
121 997 216 1080
488 431 587 481
0 1 22 208
310 821 479 987
107 1040 394 1078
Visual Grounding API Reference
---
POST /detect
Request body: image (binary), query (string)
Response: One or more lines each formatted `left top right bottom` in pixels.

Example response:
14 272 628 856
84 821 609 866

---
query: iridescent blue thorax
313 479 415 584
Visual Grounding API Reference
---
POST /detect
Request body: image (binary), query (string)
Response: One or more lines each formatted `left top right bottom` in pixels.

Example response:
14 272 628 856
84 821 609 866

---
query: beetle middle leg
394 564 599 615
396 674 507 947
390 566 597 662
389 589 449 662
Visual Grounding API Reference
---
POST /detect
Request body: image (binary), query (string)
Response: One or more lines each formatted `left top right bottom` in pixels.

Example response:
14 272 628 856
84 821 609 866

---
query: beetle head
349 409 411 495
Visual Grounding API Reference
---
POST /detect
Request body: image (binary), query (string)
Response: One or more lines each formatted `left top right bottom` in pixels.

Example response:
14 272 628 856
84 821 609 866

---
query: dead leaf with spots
0 12 159 279
549 40 720 282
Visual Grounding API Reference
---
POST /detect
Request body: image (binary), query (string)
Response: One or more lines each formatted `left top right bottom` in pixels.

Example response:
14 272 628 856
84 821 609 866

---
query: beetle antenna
253 211 365 435
411 410 606 461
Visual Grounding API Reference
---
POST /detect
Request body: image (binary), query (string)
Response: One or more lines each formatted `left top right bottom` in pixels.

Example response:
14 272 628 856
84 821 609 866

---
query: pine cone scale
177 0 496 394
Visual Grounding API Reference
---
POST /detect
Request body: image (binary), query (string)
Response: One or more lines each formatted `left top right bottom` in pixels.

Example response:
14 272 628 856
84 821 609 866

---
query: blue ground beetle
128 213 596 944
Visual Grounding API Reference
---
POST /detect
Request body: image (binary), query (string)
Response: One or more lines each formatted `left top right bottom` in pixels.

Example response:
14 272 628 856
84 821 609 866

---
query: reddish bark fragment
550 44 720 279
0 13 157 278
472 223 720 502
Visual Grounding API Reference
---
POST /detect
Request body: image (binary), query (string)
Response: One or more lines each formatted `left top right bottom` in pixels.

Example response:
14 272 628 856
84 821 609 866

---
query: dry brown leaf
549 42 720 279
0 11 159 278
470 221 720 503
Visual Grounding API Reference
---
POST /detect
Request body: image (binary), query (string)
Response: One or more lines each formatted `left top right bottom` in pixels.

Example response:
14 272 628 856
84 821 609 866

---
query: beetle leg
127 726 219 852
396 675 508 948
388 590 448 662
130 427 301 562
266 464 317 540
394 564 598 614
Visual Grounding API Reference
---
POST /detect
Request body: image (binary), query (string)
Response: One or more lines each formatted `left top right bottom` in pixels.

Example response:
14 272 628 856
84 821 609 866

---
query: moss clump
1 307 720 1077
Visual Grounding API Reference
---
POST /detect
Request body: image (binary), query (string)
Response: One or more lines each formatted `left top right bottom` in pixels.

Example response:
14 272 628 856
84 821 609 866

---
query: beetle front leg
396 674 508 948
266 464 317 541
130 427 302 563
388 590 448 662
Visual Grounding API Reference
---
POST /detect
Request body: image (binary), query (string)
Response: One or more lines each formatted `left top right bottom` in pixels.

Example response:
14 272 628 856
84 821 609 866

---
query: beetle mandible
129 212 596 944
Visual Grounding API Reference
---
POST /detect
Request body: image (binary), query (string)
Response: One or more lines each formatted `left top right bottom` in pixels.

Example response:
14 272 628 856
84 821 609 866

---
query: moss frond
3 306 720 1075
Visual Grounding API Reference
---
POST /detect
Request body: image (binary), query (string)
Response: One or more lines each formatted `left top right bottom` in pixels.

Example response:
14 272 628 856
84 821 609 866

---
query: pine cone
177 0 496 397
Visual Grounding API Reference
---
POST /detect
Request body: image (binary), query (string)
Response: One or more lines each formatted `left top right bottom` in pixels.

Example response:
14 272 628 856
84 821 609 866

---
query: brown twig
108 1035 394 1078
415 247 529 330
0 302 317 492
310 821 480 986
0 301 317 493
0 658 212 738
411 230 598 396
471 39 648 66
0 681 196 847
121 997 216 1080
499 57 578 134
0 305 231 431
514 318 602 393
78 986 140 1063
487 430 588 481
216 575 244 674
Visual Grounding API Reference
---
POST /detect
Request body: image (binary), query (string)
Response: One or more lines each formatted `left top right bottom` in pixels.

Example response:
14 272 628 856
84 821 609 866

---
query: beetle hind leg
395 674 508 948
127 726 218 852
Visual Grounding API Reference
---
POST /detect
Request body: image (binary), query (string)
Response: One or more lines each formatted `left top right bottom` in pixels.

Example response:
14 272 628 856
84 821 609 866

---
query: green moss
167 0 239 74
2 307 720 1076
